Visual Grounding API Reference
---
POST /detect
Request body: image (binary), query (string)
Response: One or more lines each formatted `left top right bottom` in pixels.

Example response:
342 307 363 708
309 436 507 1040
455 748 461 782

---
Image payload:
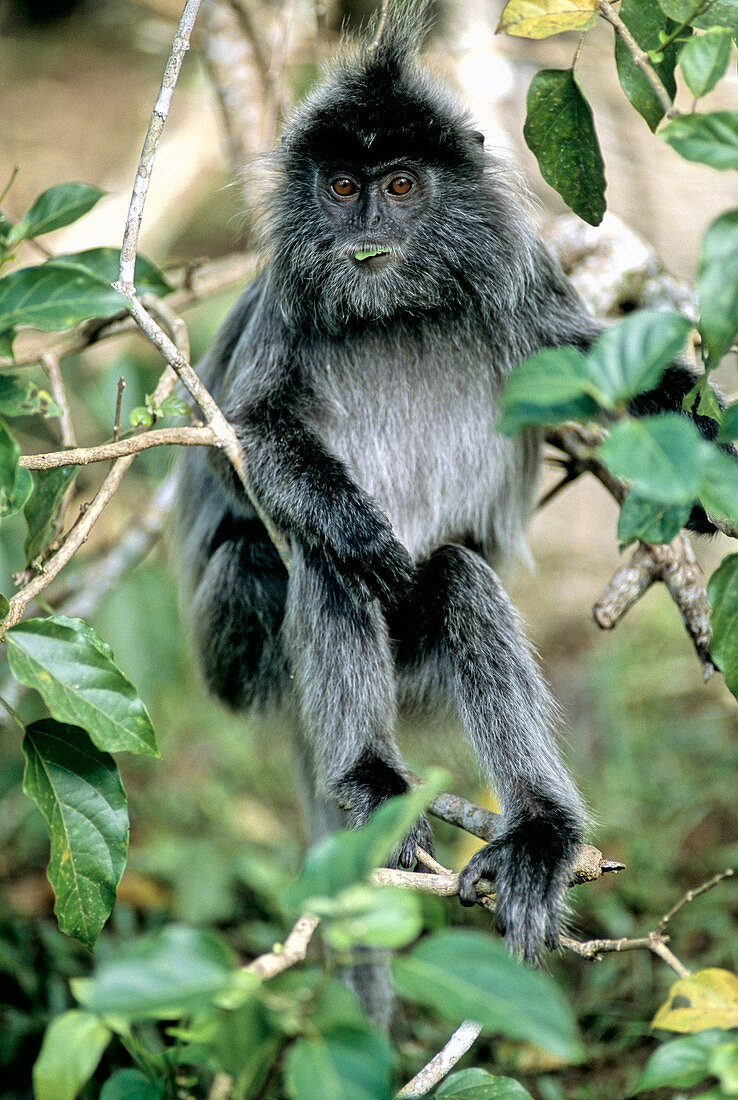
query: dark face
317 163 429 273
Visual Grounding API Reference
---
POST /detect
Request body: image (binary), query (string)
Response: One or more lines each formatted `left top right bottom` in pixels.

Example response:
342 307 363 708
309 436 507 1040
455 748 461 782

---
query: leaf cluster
498 0 738 225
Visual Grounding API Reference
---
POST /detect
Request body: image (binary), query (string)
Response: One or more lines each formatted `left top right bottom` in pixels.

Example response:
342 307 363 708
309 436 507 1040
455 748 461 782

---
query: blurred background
0 2 736 1096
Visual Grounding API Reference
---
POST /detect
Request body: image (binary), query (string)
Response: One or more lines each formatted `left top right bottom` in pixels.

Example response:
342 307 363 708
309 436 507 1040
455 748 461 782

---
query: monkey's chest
316 357 526 562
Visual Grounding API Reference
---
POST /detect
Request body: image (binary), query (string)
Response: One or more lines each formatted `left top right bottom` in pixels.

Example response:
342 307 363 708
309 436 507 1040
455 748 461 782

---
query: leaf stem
0 692 26 733
599 0 676 118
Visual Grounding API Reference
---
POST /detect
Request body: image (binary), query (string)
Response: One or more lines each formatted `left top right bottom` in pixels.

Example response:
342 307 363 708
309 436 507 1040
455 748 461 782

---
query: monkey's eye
388 176 413 196
330 177 359 198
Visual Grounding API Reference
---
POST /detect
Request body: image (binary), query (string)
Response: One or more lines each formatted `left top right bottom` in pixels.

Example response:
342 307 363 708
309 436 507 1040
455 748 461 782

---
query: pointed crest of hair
279 0 474 173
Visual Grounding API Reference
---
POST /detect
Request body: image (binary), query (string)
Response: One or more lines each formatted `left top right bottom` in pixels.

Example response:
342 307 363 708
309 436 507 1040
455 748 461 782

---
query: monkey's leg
394 545 585 961
282 543 432 869
189 517 288 709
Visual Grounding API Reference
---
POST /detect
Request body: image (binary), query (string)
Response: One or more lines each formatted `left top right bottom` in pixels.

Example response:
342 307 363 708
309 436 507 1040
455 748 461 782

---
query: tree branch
396 1020 483 1098
19 426 217 470
598 0 676 118
545 423 717 678
245 912 321 980
118 0 203 292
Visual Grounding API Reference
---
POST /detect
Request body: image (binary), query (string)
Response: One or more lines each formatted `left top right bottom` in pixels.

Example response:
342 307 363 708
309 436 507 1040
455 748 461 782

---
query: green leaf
707 554 738 698
599 414 703 504
22 720 128 949
6 616 159 756
284 1028 394 1100
697 209 738 364
497 346 599 434
0 592 8 619
52 248 172 297
24 465 76 562
0 248 171 334
634 1029 727 1092
32 1009 111 1100
709 1038 738 1094
284 775 444 915
524 69 606 225
6 183 105 249
699 445 738 528
0 373 62 418
392 930 582 1061
207 999 281 1093
0 417 34 517
157 395 191 418
657 0 738 32
74 924 236 1018
615 0 680 131
435 1068 534 1098
99 1069 165 1100
679 27 733 95
719 403 738 441
660 111 738 169
321 884 424 950
0 327 16 359
617 491 692 545
585 311 692 405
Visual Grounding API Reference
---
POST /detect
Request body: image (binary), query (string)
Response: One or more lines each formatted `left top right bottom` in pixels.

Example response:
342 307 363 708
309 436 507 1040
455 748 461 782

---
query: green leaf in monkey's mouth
354 247 390 261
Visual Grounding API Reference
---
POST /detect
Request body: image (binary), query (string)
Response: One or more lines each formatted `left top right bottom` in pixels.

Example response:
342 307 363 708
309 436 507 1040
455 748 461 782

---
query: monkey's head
265 18 533 333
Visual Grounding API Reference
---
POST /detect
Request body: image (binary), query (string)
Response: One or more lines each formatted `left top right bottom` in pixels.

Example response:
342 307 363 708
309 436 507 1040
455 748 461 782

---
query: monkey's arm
217 388 413 605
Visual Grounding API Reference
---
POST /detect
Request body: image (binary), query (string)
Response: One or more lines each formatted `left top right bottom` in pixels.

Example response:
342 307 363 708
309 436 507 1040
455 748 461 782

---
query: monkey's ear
470 130 485 146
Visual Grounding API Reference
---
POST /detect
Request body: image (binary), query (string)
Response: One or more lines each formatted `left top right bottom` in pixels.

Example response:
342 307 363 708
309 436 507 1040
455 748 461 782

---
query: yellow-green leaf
498 0 597 39
653 969 738 1033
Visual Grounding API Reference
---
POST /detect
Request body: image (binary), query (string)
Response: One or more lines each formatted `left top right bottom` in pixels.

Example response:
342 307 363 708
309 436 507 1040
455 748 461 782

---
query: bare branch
561 930 689 975
592 536 714 679
1 457 136 635
397 1020 483 1098
245 912 320 980
598 0 675 118
118 0 203 291
40 353 76 447
656 868 735 936
545 424 718 678
371 0 391 51
113 377 126 443
19 426 217 470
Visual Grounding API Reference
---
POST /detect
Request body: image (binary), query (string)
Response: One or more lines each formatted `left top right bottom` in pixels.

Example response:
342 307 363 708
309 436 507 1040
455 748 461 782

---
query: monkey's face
318 163 427 275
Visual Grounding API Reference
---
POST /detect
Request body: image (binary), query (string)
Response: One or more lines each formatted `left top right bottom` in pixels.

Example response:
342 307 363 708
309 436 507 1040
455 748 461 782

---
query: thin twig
19 426 217 470
648 934 691 978
1 367 178 635
118 0 203 291
40 353 76 447
113 377 126 443
371 0 391 51
656 868 734 936
245 913 320 979
598 0 676 118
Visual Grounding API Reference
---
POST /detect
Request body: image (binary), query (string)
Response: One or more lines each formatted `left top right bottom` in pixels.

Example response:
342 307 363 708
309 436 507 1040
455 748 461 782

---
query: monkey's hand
456 802 582 963
237 407 413 603
317 487 414 606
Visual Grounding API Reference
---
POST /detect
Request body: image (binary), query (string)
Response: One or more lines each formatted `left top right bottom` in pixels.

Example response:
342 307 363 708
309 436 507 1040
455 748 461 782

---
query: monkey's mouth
352 246 393 270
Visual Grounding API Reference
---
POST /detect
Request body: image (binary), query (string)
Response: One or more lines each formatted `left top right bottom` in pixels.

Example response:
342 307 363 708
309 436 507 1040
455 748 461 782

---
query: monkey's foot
386 814 434 871
456 802 582 963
